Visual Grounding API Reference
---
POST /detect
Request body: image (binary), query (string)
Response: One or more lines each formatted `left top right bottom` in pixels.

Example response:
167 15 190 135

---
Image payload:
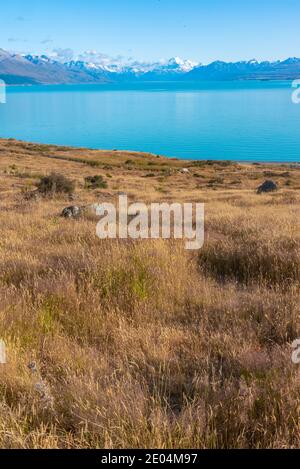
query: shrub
84 175 108 190
36 173 75 195
208 177 224 185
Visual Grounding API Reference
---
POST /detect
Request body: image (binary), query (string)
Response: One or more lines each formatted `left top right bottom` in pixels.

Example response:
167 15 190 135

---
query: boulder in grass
257 180 278 194
61 206 81 219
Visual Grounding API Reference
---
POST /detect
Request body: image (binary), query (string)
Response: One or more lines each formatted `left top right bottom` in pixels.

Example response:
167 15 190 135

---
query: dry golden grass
0 138 300 448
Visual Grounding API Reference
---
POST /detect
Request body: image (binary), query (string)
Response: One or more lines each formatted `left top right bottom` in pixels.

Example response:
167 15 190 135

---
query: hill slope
0 49 108 84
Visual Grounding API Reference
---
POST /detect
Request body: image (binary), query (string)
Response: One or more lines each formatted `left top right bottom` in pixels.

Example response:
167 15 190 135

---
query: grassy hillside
0 138 300 448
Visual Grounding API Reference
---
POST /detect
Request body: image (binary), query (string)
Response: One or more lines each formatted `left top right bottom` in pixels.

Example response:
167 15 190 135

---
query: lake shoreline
0 136 300 168
0 137 298 165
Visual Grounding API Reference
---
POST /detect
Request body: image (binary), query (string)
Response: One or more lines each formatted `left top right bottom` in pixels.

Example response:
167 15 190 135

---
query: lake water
1 81 300 162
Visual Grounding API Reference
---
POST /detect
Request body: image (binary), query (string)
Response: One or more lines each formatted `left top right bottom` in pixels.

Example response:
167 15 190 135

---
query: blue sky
1 0 299 63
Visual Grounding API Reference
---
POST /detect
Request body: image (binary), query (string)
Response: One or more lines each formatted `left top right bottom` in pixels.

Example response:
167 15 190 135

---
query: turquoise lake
1 81 300 162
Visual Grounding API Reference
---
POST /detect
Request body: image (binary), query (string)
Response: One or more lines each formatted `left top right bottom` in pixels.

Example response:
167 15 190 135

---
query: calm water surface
1 81 299 161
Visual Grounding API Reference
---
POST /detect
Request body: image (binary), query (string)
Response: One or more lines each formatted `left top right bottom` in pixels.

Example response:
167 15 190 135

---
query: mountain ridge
1 49 300 84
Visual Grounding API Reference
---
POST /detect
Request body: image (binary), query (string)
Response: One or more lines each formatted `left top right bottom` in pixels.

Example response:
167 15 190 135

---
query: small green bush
36 173 75 195
84 175 108 190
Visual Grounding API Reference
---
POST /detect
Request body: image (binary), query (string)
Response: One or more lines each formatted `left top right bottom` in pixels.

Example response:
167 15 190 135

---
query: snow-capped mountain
25 54 55 65
63 55 300 81
186 58 300 80
1 49 300 84
63 56 199 76
161 57 199 73
117 57 199 75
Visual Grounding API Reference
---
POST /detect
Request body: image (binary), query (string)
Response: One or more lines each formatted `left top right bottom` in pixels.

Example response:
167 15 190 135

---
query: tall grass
0 140 300 448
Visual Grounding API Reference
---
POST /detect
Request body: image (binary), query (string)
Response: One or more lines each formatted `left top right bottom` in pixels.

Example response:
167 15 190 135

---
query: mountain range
1 48 300 85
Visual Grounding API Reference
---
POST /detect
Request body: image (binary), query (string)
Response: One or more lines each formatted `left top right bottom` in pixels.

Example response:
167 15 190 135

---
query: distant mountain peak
1 49 300 84
166 56 200 72
281 57 300 65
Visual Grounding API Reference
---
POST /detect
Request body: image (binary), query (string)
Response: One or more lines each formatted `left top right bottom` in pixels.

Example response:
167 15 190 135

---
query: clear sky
1 0 299 64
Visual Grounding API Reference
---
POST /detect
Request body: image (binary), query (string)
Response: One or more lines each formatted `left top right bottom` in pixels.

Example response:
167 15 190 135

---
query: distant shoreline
0 137 297 166
3 78 295 87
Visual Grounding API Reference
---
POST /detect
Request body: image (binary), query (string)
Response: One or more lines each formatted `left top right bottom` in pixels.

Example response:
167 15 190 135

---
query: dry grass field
0 137 300 448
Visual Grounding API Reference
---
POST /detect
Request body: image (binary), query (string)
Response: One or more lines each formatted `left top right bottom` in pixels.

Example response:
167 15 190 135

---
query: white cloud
51 48 74 62
47 48 199 74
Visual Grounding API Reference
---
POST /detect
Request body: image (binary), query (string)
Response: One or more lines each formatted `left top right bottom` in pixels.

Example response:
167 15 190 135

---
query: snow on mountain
163 57 199 72
63 55 199 75
25 54 53 64
1 49 300 84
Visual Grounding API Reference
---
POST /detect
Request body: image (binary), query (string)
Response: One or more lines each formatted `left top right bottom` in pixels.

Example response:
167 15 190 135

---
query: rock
180 168 190 174
61 206 81 219
257 180 278 194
